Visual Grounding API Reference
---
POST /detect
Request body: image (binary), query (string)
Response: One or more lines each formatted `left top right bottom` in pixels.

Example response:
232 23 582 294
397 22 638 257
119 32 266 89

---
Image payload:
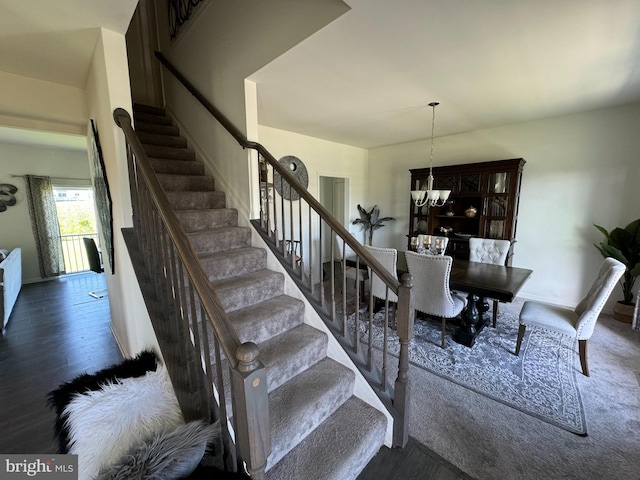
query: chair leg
441 317 446 348
492 299 499 327
515 324 526 355
579 339 589 377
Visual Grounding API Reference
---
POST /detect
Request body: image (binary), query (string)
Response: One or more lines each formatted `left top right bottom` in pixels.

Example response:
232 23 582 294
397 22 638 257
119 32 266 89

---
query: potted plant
352 205 395 246
594 218 640 323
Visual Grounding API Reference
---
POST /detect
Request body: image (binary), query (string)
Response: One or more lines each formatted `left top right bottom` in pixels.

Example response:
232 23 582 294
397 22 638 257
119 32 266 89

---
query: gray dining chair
364 245 398 326
516 257 625 376
468 237 511 327
405 251 466 347
334 236 368 299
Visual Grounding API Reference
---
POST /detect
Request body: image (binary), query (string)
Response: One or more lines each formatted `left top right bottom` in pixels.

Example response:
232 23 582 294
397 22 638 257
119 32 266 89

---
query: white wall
368 102 640 308
0 71 87 135
0 142 90 283
154 0 350 223
85 28 158 357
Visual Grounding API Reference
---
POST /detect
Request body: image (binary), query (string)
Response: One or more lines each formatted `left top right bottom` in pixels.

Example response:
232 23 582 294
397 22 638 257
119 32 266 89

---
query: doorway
319 176 348 264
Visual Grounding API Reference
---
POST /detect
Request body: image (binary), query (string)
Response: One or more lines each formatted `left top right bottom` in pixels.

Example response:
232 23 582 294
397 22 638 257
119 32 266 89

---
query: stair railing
155 52 415 447
114 108 270 479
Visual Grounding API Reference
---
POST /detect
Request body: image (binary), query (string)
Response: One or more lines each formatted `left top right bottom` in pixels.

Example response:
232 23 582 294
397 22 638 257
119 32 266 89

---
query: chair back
83 237 104 274
405 251 458 317
334 235 356 261
363 245 398 303
468 238 510 265
574 257 625 339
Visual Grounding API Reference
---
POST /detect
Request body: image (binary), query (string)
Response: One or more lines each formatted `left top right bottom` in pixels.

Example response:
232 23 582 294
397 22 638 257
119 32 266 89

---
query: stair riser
158 174 216 192
135 112 173 126
167 191 226 210
266 359 355 470
150 158 205 176
143 144 195 161
177 209 237 232
215 273 284 312
136 123 180 136
200 248 266 282
133 104 166 116
188 228 251 255
230 296 305 345
138 131 187 148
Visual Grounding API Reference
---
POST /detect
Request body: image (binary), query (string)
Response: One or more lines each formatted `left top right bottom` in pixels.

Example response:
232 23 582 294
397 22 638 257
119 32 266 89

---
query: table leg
453 293 479 347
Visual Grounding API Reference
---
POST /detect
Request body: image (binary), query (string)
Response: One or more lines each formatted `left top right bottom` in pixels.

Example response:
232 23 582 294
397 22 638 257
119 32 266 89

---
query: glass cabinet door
488 172 509 194
460 173 481 193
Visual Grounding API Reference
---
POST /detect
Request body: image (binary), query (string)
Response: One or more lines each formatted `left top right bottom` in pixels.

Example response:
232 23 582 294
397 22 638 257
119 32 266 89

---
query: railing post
393 272 414 447
231 342 271 480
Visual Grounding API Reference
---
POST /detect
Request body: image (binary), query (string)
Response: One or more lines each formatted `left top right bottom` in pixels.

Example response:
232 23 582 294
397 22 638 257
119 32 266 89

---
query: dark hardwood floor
0 271 473 479
0 273 122 454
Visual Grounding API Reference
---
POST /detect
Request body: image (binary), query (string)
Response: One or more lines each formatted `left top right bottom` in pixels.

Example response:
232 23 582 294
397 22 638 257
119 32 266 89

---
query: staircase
132 104 387 479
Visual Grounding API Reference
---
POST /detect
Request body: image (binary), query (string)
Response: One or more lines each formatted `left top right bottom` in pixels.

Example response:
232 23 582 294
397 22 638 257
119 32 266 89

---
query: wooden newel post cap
400 272 413 288
236 342 260 372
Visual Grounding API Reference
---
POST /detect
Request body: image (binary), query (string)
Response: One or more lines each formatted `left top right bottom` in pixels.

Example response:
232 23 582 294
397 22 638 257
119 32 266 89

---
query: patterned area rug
347 306 587 435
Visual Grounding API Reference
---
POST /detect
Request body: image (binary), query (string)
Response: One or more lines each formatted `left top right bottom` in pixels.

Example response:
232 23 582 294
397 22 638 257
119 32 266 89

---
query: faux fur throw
63 365 183 480
95 420 219 480
47 350 158 454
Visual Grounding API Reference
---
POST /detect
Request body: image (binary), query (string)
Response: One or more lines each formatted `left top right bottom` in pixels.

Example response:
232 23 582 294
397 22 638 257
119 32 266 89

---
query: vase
613 301 634 323
465 206 477 218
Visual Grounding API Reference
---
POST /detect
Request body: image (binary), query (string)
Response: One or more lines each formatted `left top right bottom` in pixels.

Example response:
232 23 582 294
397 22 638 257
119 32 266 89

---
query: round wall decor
0 184 18 212
273 155 308 201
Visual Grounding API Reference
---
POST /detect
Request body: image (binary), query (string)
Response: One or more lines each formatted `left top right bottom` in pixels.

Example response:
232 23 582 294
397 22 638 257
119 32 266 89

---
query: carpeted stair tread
143 144 195 161
257 323 328 392
157 173 216 192
266 397 387 480
135 122 180 136
167 191 226 210
133 103 166 116
198 247 266 281
176 208 238 232
187 226 251 255
150 157 205 175
266 357 355 470
134 111 173 126
138 131 187 148
228 294 304 344
212 269 284 312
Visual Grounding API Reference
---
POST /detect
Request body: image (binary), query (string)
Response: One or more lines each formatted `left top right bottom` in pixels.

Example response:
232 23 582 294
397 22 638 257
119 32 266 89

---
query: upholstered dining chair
515 257 625 376
334 236 368 299
364 245 398 326
468 237 511 327
405 251 467 347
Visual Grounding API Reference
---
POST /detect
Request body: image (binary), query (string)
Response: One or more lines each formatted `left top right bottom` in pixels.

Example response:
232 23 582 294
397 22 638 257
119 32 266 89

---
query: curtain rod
10 174 90 181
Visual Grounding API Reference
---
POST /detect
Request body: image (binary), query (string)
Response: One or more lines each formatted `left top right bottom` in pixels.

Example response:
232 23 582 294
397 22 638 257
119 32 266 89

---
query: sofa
0 248 22 331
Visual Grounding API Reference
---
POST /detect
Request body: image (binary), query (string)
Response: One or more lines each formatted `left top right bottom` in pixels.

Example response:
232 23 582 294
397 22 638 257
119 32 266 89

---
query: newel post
393 273 414 447
230 342 271 479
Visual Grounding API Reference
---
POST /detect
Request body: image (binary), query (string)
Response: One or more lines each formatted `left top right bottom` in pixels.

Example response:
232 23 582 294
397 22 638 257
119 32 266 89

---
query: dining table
397 255 533 347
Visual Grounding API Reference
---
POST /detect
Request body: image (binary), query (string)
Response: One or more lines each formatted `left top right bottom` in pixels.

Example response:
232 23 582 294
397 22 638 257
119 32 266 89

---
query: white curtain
24 175 65 278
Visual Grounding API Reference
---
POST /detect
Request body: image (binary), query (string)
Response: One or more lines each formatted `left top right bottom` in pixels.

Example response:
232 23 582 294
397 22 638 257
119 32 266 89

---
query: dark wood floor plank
0 274 122 454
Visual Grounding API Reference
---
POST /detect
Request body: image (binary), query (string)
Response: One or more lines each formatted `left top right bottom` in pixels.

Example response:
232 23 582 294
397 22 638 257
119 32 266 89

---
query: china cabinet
408 158 525 263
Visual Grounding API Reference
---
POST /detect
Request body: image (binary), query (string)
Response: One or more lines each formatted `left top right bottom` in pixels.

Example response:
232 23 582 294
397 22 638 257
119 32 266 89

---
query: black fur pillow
47 349 158 453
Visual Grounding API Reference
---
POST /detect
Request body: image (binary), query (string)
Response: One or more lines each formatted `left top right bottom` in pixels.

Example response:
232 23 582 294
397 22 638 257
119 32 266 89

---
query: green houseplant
594 218 640 322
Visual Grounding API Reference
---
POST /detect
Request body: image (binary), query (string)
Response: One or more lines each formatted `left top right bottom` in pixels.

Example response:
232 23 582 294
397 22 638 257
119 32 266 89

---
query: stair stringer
165 106 394 448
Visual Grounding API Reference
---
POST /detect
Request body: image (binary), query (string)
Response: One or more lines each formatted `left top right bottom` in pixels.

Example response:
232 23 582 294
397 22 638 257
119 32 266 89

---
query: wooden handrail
113 107 242 367
154 51 401 295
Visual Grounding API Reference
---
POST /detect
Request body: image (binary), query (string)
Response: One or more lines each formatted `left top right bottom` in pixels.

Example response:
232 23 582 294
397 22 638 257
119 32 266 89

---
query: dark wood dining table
397 255 533 347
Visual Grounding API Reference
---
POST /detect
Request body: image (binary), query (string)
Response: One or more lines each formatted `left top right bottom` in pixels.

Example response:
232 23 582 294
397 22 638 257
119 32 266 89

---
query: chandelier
410 102 451 208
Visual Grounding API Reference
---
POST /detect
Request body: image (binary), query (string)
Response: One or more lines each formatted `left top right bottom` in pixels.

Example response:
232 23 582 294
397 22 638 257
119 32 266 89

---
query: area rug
345 306 587 435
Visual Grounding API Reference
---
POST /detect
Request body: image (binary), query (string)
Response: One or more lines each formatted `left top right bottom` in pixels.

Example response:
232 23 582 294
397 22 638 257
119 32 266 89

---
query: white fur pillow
62 365 183 480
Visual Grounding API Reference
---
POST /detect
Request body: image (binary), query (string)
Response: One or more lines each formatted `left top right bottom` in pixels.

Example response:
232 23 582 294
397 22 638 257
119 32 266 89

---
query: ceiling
1 1 639 150
251 0 640 148
0 0 137 149
0 0 137 88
